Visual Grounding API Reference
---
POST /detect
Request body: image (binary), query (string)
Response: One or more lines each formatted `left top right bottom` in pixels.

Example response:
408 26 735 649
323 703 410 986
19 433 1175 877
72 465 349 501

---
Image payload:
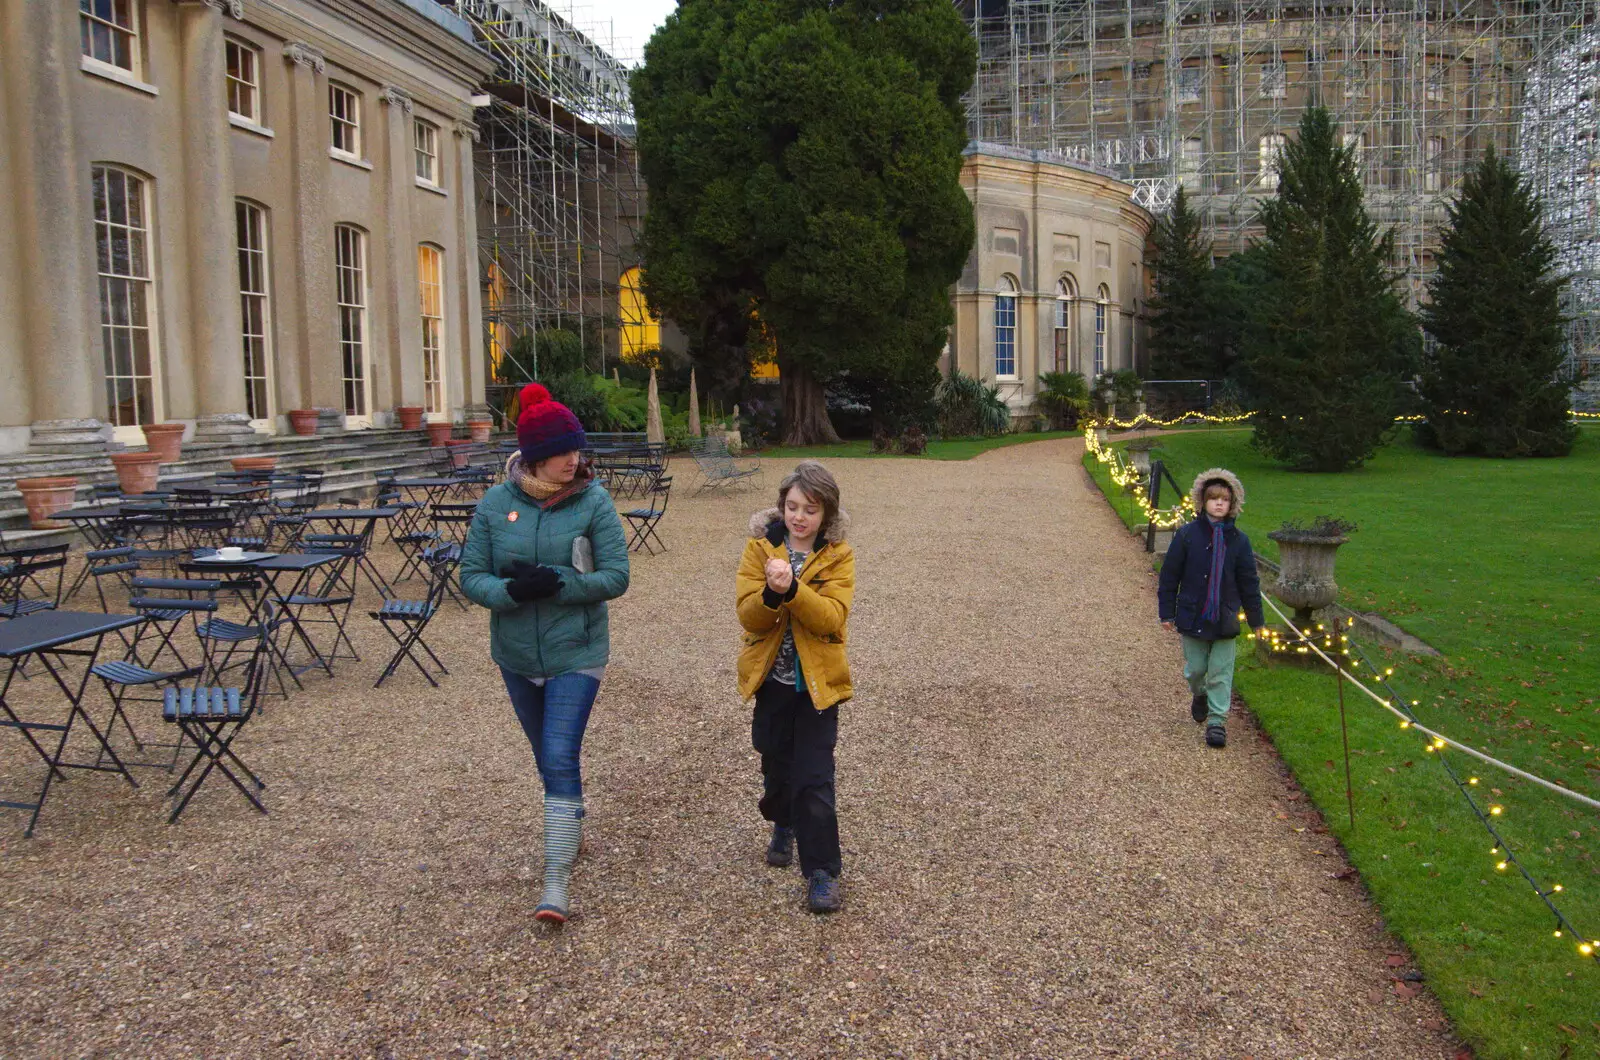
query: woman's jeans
501 668 600 798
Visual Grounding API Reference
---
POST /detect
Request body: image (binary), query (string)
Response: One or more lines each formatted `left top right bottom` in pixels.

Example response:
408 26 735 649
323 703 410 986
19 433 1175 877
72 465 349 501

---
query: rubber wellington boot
535 795 583 924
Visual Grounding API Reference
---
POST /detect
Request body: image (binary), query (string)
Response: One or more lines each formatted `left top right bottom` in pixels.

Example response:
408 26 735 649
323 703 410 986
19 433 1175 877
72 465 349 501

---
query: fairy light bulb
1490 805 1503 817
1497 861 1509 871
1580 942 1594 957
1468 777 1479 786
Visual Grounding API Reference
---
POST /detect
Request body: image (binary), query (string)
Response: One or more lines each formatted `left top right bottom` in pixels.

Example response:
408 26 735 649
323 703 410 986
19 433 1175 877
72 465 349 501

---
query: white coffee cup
217 546 244 560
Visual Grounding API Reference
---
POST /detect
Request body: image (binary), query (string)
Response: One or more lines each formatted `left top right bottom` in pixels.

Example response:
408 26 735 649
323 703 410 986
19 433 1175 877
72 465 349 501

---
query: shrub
1036 370 1090 429
936 370 1011 438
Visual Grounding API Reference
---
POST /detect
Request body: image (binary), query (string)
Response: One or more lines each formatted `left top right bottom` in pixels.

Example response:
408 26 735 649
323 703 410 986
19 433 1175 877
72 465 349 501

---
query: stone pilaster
454 119 487 419
9 1 108 452
178 0 252 439
381 85 422 421
283 41 340 415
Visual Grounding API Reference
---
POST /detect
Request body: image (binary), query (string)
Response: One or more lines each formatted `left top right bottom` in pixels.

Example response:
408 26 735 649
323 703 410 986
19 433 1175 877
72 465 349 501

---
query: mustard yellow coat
736 507 855 710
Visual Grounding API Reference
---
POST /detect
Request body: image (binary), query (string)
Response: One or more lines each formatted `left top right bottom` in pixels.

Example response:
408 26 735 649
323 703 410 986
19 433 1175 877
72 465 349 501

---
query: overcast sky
577 0 679 65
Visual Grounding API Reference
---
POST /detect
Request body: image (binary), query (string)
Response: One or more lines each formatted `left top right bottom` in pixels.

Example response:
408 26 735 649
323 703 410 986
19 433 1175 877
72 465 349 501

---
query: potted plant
109 451 162 495
1267 516 1358 628
425 420 454 447
287 409 319 436
465 417 493 443
15 476 79 528
140 422 185 463
395 405 425 431
230 455 278 474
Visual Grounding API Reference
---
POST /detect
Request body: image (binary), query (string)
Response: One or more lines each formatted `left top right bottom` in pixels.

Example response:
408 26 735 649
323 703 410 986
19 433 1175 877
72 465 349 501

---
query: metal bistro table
0 610 145 836
300 508 400 598
191 551 347 680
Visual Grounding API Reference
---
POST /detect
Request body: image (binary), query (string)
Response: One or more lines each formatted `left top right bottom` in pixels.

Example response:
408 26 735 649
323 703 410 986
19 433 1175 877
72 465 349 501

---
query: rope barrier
1260 596 1600 813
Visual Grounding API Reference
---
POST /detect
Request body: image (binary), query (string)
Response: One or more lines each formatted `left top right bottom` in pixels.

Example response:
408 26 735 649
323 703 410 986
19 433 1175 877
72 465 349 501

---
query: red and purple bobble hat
516 383 586 464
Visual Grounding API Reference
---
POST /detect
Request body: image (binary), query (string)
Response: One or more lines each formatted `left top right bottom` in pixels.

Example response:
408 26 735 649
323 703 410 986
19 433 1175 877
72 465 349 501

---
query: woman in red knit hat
459 383 630 924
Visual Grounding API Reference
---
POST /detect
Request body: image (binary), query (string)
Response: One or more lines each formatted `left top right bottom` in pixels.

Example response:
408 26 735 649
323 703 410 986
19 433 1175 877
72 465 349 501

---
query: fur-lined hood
748 506 851 547
1189 467 1245 520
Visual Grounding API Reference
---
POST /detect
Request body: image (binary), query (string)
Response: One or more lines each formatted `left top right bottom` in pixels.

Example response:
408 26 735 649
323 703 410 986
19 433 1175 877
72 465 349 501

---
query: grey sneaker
1190 695 1207 723
765 824 795 868
1205 724 1227 749
806 870 842 914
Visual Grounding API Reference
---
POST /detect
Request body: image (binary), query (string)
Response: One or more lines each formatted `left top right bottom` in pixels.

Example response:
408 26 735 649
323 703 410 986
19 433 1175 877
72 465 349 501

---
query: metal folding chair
368 544 460 687
162 630 272 823
0 545 69 619
622 475 672 555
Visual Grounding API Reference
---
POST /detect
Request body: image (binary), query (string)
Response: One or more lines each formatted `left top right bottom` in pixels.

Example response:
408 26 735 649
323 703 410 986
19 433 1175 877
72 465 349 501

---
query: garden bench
686 437 760 494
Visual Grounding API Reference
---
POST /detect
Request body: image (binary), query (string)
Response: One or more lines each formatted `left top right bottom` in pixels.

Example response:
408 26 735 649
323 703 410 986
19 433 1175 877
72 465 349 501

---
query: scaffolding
962 0 1600 386
443 0 644 391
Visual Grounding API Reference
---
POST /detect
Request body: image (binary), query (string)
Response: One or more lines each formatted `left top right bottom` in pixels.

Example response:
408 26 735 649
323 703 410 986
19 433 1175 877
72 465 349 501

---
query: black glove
505 562 562 603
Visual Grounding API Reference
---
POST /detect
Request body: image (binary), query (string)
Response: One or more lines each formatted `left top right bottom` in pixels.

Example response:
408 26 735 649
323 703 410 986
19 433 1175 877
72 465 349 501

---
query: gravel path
0 438 1457 1057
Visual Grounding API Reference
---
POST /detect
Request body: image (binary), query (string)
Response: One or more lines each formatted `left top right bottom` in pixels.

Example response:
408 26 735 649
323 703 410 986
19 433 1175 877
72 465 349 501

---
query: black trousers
752 678 841 877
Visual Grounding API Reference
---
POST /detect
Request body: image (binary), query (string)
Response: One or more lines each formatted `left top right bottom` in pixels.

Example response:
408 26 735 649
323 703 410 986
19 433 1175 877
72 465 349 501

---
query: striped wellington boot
535 795 584 924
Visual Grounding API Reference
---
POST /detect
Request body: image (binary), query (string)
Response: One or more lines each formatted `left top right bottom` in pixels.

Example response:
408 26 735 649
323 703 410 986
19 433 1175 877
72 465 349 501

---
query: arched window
994 275 1018 379
334 224 369 418
618 266 660 362
418 244 446 416
92 164 158 428
1094 284 1110 379
235 199 272 422
1054 276 1076 374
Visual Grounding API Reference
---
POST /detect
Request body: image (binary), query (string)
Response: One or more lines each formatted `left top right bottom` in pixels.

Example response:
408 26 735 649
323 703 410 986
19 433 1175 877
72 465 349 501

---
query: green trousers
1181 634 1237 726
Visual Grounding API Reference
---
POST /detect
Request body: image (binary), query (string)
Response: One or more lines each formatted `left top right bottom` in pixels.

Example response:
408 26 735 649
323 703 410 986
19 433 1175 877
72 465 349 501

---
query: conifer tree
1145 186 1219 380
1419 147 1574 457
1243 107 1419 471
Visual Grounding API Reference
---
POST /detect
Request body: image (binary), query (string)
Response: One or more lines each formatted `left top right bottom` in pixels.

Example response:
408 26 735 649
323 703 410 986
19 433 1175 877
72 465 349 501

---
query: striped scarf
1201 519 1227 623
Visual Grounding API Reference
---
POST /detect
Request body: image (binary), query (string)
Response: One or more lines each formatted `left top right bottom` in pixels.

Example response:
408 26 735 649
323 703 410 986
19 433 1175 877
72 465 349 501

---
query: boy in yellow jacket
736 460 855 913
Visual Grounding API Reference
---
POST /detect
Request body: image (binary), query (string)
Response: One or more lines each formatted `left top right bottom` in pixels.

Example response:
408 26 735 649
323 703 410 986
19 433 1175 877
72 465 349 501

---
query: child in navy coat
1157 468 1267 748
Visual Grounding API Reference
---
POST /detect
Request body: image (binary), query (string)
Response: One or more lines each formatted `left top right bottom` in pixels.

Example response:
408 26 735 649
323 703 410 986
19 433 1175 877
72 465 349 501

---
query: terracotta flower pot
466 419 492 443
140 422 185 463
109 451 162 495
230 455 279 473
425 421 454 447
443 438 474 469
16 477 79 529
395 405 425 431
287 409 320 436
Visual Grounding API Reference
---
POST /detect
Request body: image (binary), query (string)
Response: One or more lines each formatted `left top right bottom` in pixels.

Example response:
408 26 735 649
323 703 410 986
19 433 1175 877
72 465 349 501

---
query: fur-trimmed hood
1189 467 1245 520
748 506 851 547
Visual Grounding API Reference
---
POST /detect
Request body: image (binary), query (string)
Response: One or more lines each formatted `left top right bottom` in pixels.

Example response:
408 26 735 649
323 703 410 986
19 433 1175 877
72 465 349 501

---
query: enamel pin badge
508 511 519 522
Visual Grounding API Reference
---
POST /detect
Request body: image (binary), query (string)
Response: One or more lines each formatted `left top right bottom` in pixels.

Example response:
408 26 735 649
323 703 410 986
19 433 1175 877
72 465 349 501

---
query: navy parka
1157 516 1266 641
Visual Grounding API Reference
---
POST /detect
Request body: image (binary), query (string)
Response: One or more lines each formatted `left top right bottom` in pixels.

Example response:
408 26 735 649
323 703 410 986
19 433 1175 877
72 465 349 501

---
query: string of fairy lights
1082 426 1193 529
1254 599 1600 965
1085 409 1600 430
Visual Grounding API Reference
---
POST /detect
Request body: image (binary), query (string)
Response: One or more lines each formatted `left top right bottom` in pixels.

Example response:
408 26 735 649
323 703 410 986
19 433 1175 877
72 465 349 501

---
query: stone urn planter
230 455 278 474
1125 438 1159 476
425 421 454 447
465 418 492 443
395 405 425 431
1268 520 1355 628
109 451 162 495
140 422 185 463
16 477 79 529
288 409 320 436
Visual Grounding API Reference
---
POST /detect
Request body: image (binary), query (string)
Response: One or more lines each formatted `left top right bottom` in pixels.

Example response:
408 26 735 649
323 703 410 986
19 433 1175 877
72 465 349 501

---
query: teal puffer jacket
459 468 630 678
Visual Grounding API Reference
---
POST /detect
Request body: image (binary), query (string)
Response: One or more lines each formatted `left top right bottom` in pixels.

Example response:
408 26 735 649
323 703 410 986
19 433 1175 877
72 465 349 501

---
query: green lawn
1086 426 1600 1060
759 429 1078 462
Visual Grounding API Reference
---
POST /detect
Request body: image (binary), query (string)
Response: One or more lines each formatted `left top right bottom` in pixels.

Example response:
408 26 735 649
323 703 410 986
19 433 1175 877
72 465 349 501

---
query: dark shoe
806 870 842 914
1190 695 1207 723
1206 724 1226 748
765 824 795 868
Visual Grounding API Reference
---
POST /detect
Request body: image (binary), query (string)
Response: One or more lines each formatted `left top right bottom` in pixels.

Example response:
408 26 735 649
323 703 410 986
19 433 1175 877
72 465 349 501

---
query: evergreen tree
1419 147 1574 457
631 0 977 444
1145 186 1219 380
1242 107 1419 471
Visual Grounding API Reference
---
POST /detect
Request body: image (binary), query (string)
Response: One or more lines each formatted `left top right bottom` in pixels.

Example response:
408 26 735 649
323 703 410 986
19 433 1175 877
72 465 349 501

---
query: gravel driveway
0 438 1457 1057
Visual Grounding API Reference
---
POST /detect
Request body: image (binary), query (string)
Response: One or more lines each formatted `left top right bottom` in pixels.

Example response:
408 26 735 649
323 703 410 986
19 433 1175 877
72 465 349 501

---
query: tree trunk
780 359 841 446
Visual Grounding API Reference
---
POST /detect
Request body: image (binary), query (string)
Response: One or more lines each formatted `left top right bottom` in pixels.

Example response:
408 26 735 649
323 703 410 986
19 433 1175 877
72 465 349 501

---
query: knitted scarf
505 452 588 508
1201 518 1227 623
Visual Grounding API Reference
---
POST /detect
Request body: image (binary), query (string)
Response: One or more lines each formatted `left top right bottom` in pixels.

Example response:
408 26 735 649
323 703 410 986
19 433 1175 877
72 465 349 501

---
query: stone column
9 1 107 451
380 85 421 421
282 41 340 417
454 119 489 420
179 0 252 439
